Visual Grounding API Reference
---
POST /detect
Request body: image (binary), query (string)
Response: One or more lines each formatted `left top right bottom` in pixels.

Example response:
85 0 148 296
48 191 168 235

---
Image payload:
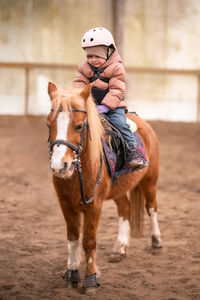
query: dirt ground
0 115 200 300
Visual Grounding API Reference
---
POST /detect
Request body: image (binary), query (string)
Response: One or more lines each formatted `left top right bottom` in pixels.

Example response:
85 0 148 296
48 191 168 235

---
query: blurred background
0 0 200 121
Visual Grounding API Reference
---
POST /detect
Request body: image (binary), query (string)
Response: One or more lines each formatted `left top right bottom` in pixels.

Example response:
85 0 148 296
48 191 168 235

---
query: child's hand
96 104 109 114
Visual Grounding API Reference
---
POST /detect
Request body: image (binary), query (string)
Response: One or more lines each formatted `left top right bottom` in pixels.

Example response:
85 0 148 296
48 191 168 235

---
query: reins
48 107 102 205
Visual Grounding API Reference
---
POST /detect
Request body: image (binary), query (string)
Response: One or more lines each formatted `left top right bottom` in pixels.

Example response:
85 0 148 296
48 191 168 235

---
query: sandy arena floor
0 116 200 300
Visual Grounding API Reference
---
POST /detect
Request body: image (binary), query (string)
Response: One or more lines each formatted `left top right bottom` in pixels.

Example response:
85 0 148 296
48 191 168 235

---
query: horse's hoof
82 273 100 294
82 286 99 295
63 269 80 288
108 252 126 263
152 235 163 249
70 281 78 288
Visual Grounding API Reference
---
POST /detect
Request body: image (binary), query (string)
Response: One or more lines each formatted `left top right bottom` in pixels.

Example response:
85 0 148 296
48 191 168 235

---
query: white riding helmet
81 27 115 49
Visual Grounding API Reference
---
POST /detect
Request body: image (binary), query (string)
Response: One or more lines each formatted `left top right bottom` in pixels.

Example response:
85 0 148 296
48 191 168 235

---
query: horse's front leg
82 203 102 294
58 199 81 287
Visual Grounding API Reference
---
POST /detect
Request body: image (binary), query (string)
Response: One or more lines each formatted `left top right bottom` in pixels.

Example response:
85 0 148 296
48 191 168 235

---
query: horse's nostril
62 162 67 172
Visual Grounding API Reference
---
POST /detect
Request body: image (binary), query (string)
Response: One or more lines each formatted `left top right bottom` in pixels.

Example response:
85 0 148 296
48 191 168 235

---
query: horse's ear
48 82 57 99
80 85 91 101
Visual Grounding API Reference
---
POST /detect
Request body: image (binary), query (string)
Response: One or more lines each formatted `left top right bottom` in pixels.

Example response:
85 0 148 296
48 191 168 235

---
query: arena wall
0 0 199 121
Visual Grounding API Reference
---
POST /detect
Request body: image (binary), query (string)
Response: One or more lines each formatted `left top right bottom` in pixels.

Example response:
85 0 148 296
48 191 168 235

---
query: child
73 27 147 171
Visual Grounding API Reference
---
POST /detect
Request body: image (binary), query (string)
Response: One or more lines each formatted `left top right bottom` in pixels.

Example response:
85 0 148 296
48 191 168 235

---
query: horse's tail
129 185 145 237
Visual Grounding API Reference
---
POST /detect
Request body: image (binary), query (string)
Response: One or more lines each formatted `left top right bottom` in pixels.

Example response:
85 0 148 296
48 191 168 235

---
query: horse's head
47 82 103 179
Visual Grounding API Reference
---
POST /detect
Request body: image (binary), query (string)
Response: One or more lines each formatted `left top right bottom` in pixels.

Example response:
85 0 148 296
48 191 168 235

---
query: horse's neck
81 146 101 173
81 133 102 179
81 105 104 185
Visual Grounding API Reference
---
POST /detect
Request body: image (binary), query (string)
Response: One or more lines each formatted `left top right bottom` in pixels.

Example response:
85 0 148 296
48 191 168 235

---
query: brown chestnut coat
73 49 127 110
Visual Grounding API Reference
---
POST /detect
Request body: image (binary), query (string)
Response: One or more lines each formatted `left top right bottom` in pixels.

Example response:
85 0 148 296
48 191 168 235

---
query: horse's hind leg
141 180 162 249
109 194 131 262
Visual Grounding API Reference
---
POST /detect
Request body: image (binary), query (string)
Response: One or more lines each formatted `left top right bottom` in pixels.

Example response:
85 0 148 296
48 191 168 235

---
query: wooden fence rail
1 62 200 121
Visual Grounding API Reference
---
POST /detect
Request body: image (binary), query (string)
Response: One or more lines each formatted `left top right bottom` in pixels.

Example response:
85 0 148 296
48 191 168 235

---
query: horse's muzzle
50 161 75 179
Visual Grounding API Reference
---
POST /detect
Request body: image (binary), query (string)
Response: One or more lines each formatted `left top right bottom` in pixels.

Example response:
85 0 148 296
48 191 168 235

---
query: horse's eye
75 124 83 131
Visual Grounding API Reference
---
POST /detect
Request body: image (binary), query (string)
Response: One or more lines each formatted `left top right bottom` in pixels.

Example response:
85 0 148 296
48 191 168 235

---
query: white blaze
50 111 69 169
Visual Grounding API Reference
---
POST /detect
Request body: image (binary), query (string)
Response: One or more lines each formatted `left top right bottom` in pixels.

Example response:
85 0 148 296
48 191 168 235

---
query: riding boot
125 145 148 171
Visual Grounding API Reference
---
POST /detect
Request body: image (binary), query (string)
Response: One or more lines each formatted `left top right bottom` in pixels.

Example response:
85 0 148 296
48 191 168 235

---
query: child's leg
106 108 147 171
106 108 136 147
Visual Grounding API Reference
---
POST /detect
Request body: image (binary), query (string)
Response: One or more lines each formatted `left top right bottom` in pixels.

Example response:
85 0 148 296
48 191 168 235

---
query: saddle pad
102 136 116 178
102 131 147 182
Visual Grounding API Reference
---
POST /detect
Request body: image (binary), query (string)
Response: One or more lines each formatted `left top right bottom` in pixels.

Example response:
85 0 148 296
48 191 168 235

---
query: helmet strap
106 45 115 61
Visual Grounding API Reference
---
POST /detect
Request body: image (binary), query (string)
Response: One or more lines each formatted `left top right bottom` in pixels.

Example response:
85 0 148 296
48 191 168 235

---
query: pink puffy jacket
73 49 127 110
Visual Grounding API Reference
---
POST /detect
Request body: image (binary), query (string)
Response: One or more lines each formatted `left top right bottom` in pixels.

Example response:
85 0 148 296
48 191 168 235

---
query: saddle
100 112 145 182
101 114 126 173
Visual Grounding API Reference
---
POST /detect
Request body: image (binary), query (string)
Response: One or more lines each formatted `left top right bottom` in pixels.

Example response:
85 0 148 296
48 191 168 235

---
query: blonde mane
85 93 104 168
51 87 104 169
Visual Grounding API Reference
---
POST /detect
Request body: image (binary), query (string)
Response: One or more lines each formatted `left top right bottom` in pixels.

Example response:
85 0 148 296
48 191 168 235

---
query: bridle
49 108 89 157
48 107 102 205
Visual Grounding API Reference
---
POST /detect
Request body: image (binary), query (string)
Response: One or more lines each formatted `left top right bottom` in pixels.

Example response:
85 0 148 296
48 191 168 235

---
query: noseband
48 107 102 205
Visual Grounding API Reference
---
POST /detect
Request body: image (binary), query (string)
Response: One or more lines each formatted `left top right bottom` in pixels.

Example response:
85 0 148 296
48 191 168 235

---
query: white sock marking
149 208 161 236
67 239 80 269
88 257 93 264
118 217 130 245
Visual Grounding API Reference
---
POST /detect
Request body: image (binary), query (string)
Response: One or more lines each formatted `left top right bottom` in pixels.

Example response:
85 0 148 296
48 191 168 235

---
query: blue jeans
106 108 136 147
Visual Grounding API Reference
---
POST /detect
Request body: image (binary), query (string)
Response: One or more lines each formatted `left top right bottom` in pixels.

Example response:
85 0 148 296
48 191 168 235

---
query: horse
47 82 162 294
